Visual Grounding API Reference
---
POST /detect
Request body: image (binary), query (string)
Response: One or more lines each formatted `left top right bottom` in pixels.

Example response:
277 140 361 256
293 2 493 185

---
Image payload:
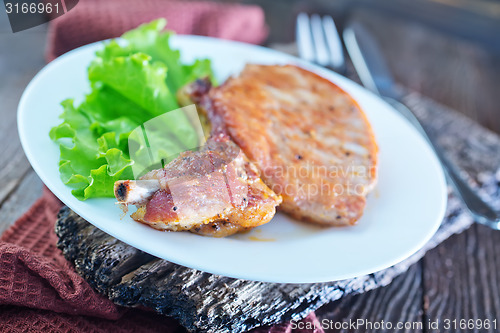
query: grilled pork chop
115 133 281 237
115 64 377 235
190 65 378 226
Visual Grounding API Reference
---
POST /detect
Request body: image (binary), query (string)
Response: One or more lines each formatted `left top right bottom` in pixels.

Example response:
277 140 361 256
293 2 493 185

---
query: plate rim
17 35 447 283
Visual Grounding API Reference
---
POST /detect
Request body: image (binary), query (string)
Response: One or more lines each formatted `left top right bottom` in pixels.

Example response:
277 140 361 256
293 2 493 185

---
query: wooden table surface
1 2 500 332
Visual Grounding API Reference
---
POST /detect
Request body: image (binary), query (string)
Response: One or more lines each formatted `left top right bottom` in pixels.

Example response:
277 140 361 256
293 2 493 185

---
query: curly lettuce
49 19 215 200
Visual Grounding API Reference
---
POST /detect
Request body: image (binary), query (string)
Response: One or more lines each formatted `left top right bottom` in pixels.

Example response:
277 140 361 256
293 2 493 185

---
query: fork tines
296 13 345 72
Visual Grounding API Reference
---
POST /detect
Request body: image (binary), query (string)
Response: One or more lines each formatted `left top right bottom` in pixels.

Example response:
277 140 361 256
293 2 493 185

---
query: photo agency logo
126 105 250 217
127 105 209 180
4 0 78 32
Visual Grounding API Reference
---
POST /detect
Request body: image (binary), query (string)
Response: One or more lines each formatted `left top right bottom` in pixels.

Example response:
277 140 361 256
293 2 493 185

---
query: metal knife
343 21 500 229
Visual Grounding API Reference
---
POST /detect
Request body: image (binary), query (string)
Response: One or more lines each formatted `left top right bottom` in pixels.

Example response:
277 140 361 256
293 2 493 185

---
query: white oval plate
18 35 447 283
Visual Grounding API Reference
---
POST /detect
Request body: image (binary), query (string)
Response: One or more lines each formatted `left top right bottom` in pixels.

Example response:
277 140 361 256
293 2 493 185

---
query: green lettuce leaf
50 19 215 200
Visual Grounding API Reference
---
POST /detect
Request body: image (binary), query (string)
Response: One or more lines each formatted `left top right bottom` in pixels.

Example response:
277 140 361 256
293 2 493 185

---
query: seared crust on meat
116 134 281 237
197 65 378 226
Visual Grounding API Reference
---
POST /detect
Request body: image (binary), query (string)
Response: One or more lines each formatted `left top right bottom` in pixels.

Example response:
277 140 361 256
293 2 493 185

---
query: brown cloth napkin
46 0 268 61
0 189 177 332
0 189 323 332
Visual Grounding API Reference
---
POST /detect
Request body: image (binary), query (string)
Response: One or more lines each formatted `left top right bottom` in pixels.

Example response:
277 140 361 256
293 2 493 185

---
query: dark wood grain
423 224 500 333
0 170 43 235
0 10 45 230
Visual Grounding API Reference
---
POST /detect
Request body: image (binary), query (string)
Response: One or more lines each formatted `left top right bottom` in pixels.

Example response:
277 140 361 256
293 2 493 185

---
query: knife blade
343 21 401 100
343 21 427 131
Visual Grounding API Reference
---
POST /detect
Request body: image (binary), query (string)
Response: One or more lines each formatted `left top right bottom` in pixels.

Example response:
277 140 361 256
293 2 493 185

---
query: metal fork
296 13 345 74
295 12 500 229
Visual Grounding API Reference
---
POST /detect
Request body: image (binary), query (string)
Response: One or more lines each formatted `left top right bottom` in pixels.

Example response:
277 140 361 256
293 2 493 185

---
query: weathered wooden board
0 170 43 235
54 200 458 333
